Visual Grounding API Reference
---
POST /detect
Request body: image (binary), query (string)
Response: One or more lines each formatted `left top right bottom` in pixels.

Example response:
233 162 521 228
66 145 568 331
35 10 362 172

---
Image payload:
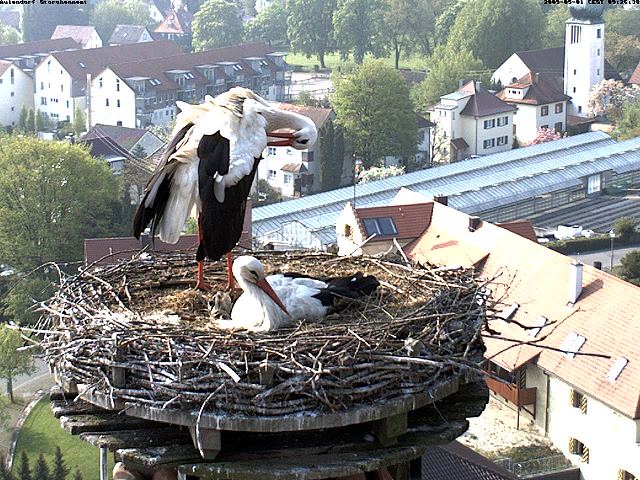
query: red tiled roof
154 8 193 35
630 61 640 86
51 25 98 47
407 202 640 419
496 220 538 243
354 203 433 241
280 163 307 173
50 40 182 79
0 37 80 60
277 103 333 129
458 81 517 117
451 137 469 150
497 72 570 106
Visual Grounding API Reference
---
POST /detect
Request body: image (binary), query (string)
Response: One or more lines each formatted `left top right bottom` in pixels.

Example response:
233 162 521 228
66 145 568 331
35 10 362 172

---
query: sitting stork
133 88 317 289
218 256 380 332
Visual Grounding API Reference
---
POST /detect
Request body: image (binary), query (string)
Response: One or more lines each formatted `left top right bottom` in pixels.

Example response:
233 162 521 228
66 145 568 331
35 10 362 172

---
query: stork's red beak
267 131 296 147
256 278 289 315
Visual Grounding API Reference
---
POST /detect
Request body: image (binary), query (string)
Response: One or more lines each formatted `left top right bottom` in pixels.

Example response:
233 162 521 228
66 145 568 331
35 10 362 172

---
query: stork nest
34 251 493 417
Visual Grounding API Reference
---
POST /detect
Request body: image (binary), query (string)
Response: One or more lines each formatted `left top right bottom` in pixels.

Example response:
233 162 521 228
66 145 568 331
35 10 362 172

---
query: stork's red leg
195 215 211 291
226 252 235 290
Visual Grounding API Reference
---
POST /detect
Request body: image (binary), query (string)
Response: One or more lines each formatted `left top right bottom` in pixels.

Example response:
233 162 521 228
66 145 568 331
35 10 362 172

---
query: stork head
232 256 289 315
262 108 318 150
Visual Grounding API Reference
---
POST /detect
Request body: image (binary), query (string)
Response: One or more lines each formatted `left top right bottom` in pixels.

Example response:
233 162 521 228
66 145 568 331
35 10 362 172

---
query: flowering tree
587 79 640 119
524 128 564 146
357 165 405 184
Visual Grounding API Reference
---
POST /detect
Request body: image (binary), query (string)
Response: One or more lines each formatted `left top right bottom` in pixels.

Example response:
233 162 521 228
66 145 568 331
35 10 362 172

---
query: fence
495 454 574 478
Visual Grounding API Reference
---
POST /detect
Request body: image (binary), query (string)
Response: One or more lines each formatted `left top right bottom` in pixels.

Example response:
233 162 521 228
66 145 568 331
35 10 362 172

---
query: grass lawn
284 50 430 73
12 395 114 480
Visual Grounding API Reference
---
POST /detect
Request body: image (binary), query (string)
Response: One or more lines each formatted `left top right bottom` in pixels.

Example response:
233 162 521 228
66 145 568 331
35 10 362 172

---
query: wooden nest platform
36 251 491 423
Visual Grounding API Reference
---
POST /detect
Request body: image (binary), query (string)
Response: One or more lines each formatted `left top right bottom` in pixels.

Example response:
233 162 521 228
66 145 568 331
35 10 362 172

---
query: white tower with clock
564 4 605 117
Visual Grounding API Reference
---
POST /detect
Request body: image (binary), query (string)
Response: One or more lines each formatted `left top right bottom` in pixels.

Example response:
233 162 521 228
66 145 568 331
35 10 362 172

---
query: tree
25 109 35 134
604 8 640 38
606 32 640 80
131 144 147 159
192 0 244 51
0 458 15 480
18 451 32 480
287 0 337 69
613 217 637 242
542 5 569 48
0 137 124 272
33 454 49 480
52 447 69 480
434 0 465 46
21 4 89 41
34 109 44 133
587 79 640 119
2 277 53 325
618 250 640 286
90 0 152 42
245 1 287 46
333 0 387 64
72 107 86 137
333 60 418 168
614 100 640 141
447 0 544 69
524 128 564 146
0 22 20 46
384 0 435 69
18 106 28 133
411 44 483 113
318 120 345 191
358 165 405 183
0 325 36 402
73 469 83 480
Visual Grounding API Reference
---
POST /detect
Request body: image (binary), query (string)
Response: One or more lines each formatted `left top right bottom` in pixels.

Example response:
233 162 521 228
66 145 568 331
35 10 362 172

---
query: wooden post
374 412 408 447
100 447 108 480
112 333 126 388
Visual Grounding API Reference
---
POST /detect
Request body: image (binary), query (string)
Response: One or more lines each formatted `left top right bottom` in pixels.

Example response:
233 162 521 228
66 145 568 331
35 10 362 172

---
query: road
1 358 51 397
568 245 640 270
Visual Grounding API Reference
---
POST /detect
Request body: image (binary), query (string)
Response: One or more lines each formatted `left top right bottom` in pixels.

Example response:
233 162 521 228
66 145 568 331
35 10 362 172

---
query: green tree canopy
0 137 123 272
333 0 387 64
245 0 287 46
18 452 32 480
411 44 484 113
287 0 337 69
447 0 545 69
606 32 640 80
21 4 89 41
2 277 53 325
0 22 20 46
52 447 69 480
0 325 35 402
614 100 640 141
90 0 152 42
434 0 465 46
604 8 640 38
318 120 345 191
384 0 435 68
333 60 418 168
618 250 640 286
192 0 244 51
542 5 569 48
72 107 87 137
33 453 49 480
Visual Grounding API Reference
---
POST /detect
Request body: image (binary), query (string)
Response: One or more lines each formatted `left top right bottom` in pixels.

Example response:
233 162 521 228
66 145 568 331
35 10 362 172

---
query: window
555 103 563 113
597 48 600 56
573 87 576 93
106 98 109 106
286 148 292 155
117 99 121 108
99 77 103 88
597 28 601 39
40 81 44 90
66 100 69 108
497 135 509 146
267 147 276 156
283 174 292 185
570 25 582 44
116 121 122 126
483 138 495 149
553 122 562 133
268 169 276 179
10 68 14 84
484 119 495 129
60 84 63 92
10 106 14 112
541 124 549 129
597 68 600 76
568 438 589 464
541 106 549 117
570 389 588 414
40 97 46 105
343 224 353 239
497 116 508 126
573 69 577 75
362 217 398 237
578 106 582 114
618 469 637 480
116 79 120 92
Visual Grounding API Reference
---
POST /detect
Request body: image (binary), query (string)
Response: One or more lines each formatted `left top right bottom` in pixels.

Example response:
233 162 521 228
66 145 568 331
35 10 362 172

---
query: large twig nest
35 251 492 417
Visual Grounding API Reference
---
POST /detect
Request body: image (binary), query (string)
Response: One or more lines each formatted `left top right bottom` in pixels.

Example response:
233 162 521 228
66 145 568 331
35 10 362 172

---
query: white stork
133 88 317 289
217 256 380 332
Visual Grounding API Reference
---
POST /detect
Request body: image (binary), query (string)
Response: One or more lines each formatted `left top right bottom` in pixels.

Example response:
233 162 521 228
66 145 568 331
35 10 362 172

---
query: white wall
470 113 514 155
90 69 137 128
492 54 530 88
34 56 75 124
546 376 640 480
0 65 34 127
513 102 567 144
86 30 103 49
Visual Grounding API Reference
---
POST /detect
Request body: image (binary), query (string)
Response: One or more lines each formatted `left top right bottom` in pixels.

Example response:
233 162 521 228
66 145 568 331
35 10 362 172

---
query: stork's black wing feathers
196 133 258 261
132 123 194 239
312 272 380 307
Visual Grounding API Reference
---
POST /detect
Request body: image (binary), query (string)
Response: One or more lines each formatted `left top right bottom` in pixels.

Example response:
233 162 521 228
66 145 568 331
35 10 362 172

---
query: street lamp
609 230 616 271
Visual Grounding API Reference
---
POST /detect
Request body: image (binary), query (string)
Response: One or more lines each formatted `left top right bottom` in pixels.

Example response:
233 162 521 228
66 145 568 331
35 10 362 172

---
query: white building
428 80 516 163
34 41 181 126
0 61 34 128
108 25 155 46
51 25 103 49
497 73 570 145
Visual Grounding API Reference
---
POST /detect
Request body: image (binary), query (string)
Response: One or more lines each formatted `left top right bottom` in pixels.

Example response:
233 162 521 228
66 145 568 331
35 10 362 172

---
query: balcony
485 377 537 407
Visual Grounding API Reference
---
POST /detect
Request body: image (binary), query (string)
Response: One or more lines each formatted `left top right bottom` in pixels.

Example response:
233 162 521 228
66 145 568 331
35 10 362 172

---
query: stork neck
237 276 280 329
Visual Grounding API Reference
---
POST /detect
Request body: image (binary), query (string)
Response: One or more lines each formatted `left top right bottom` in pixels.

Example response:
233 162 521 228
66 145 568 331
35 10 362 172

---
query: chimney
468 216 481 232
433 195 448 206
458 79 464 89
568 262 583 304
593 261 602 270
475 80 482 90
534 72 540 84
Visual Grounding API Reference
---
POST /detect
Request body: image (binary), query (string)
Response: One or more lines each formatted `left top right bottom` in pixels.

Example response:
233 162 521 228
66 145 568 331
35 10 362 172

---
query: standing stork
133 88 317 289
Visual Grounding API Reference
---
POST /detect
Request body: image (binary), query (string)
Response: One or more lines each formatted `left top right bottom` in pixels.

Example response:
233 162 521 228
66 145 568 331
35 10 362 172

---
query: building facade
0 61 34 128
51 25 103 49
108 25 155 46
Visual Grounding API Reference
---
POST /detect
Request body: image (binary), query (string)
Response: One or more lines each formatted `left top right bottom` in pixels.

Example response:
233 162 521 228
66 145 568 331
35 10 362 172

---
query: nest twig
32 251 494 417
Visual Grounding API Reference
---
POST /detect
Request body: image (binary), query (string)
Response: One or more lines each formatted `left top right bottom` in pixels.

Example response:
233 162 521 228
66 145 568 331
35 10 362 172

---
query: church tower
564 5 605 116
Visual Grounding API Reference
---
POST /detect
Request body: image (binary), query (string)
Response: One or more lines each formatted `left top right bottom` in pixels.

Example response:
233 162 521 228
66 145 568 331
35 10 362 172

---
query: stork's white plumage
218 256 380 332
133 88 317 288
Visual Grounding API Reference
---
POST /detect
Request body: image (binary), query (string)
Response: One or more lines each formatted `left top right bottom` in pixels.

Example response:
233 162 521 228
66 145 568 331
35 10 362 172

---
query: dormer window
362 217 397 237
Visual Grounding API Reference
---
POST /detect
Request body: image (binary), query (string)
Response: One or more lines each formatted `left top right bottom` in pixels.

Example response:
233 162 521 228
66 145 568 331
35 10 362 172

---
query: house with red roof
428 80 517 163
631 61 640 89
51 25 103 49
400 198 640 480
497 73 571 145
